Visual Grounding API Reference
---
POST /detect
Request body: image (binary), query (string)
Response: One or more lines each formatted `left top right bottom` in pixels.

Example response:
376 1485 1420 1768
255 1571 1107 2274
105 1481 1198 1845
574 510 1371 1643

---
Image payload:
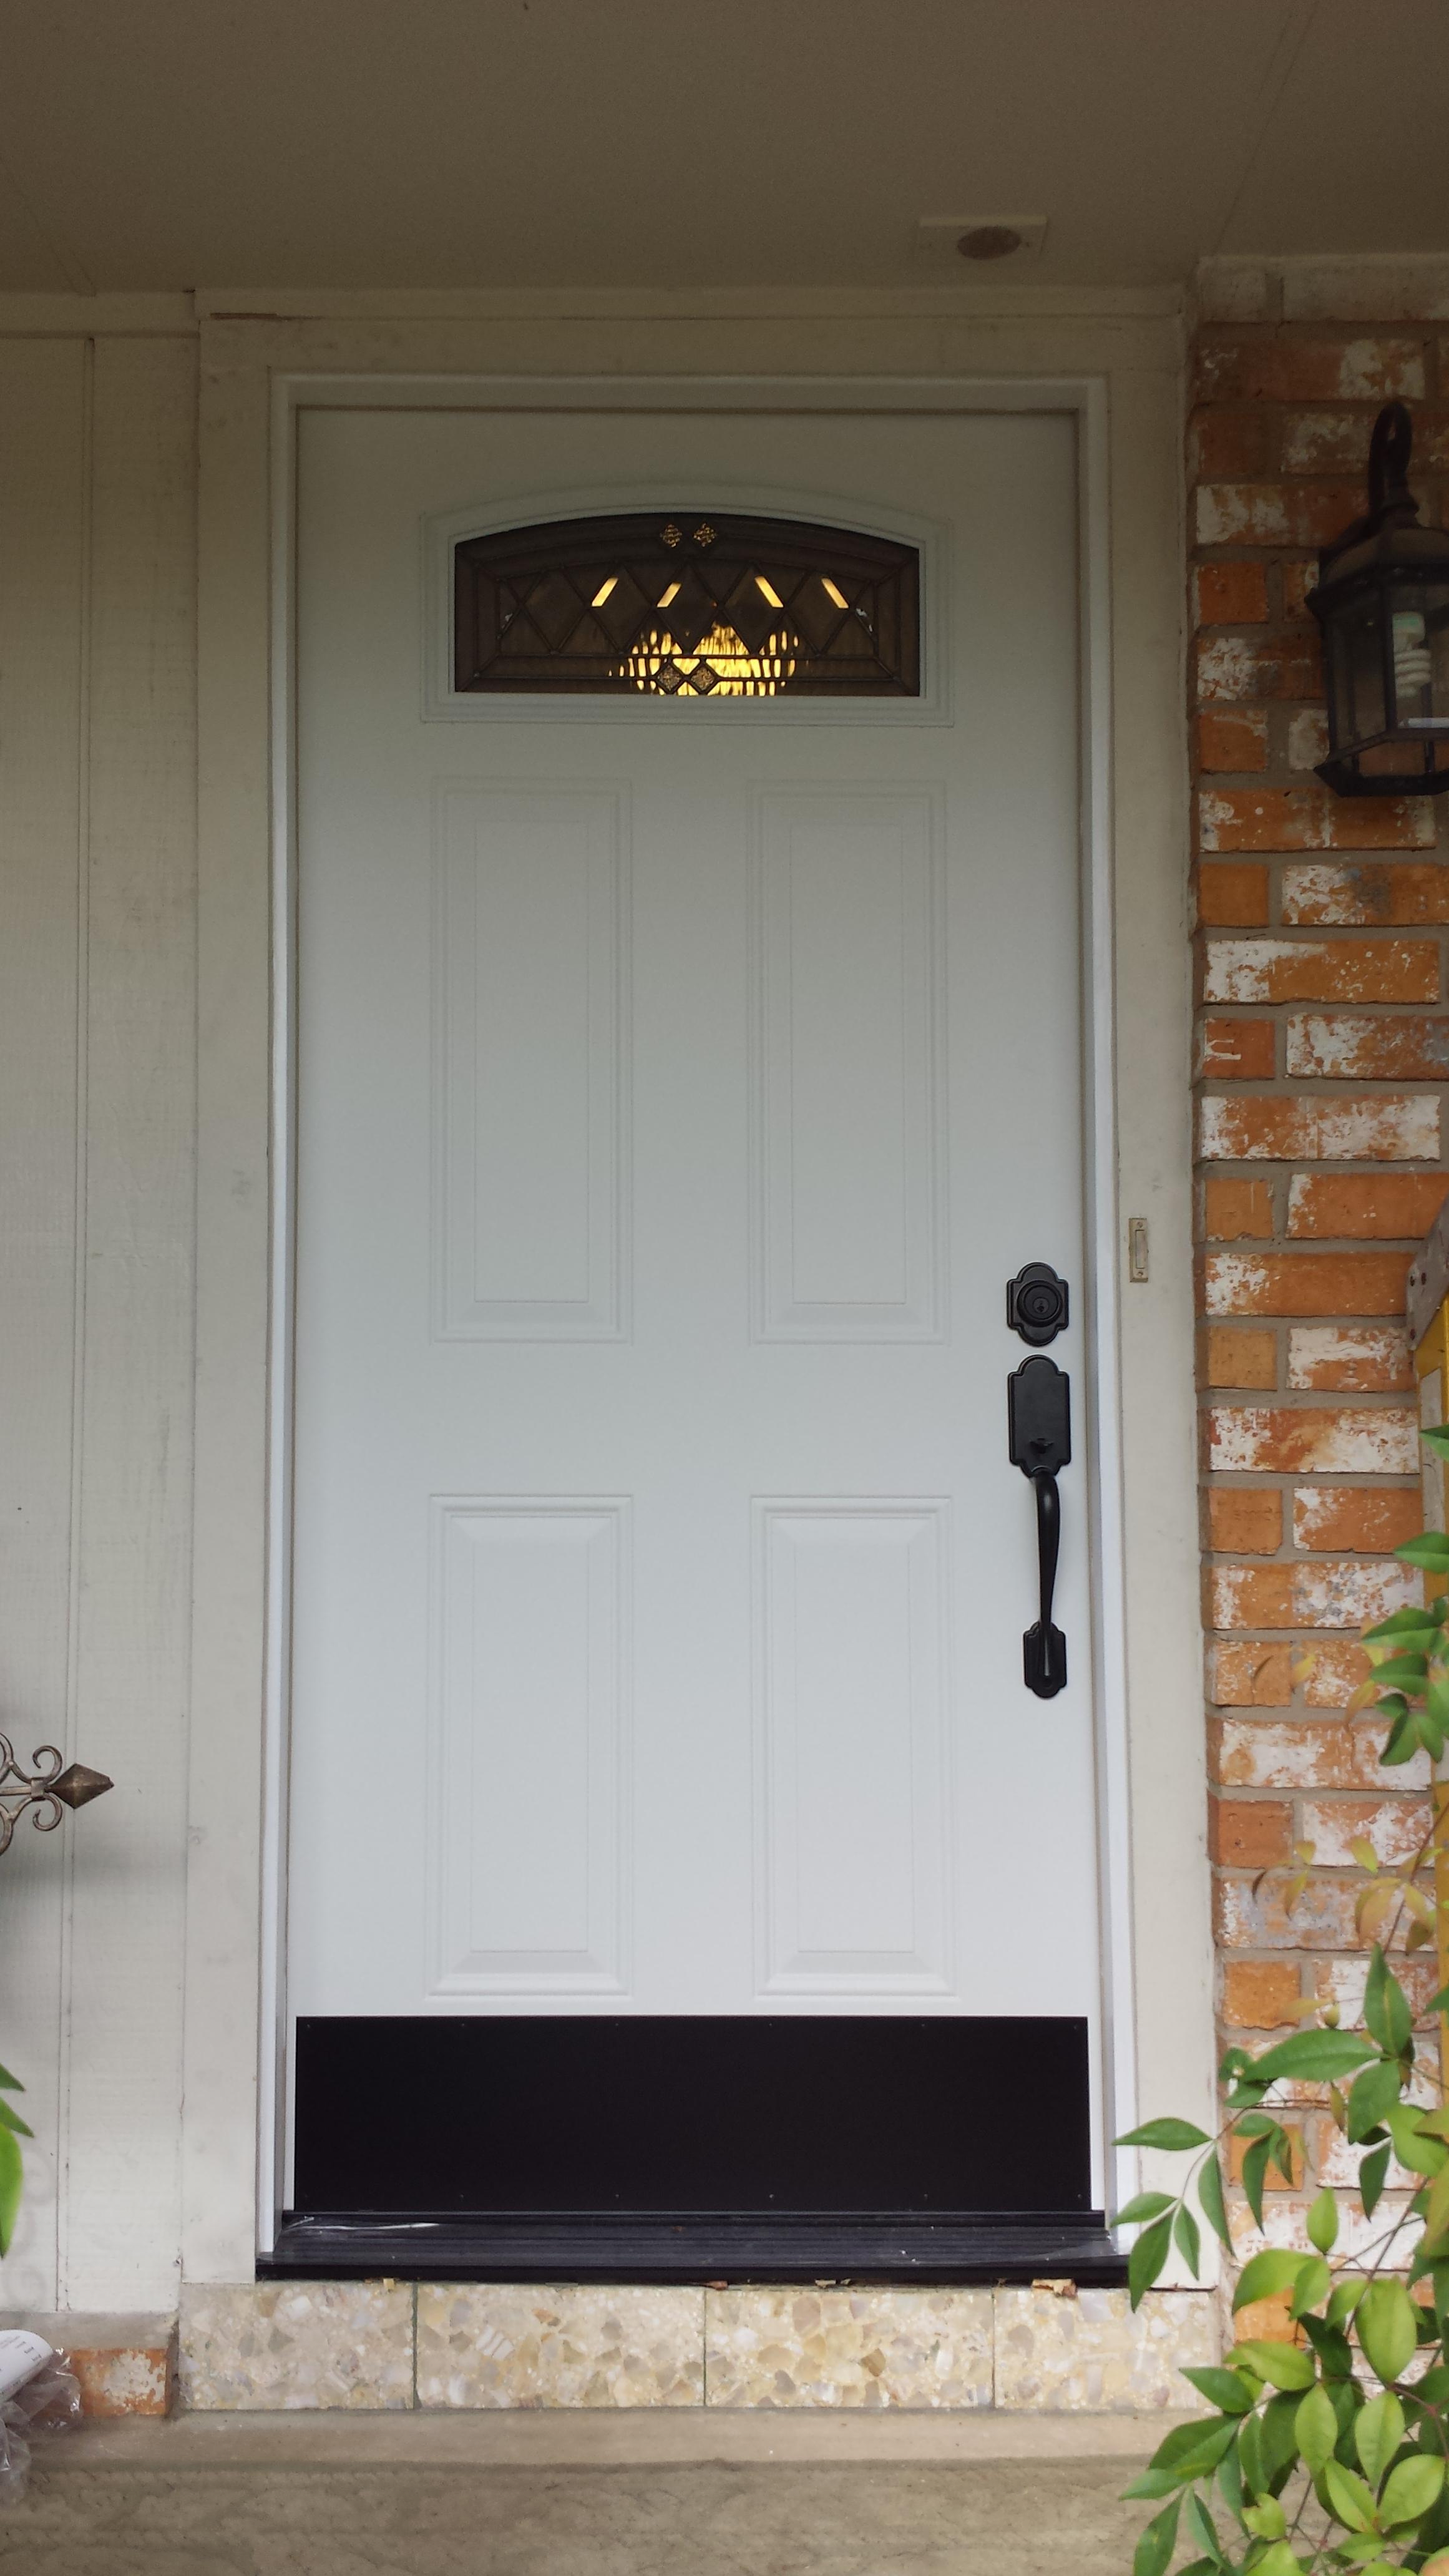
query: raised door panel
751 789 944 1342
433 783 629 1340
754 1501 951 1994
427 1499 630 1994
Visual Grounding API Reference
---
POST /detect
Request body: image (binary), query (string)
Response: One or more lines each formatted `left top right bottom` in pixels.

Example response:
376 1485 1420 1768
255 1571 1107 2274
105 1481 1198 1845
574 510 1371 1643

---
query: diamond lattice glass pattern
454 512 920 696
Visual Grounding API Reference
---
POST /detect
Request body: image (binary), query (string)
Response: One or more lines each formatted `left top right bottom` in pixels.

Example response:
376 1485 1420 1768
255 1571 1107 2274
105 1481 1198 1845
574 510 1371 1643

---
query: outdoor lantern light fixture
1309 401 1449 797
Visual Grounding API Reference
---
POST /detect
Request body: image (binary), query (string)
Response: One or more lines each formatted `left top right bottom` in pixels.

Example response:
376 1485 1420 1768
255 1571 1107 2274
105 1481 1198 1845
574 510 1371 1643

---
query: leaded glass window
454 512 919 697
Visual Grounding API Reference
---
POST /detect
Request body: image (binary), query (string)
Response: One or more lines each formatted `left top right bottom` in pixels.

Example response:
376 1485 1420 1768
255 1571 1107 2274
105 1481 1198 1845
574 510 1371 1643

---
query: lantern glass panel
1334 595 1385 751
1388 579 1449 731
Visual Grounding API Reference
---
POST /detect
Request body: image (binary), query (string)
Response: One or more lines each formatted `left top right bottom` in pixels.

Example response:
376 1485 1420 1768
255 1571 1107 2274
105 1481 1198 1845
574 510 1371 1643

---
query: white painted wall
0 313 197 2311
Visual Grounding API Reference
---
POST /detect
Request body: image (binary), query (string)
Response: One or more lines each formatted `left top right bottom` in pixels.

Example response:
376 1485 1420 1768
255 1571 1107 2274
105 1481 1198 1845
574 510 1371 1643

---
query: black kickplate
261 2212 1126 2286
293 2015 1095 2217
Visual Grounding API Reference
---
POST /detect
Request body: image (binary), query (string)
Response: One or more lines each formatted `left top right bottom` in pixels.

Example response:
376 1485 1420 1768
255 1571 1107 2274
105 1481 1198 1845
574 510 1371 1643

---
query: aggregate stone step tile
0 2460 1153 2576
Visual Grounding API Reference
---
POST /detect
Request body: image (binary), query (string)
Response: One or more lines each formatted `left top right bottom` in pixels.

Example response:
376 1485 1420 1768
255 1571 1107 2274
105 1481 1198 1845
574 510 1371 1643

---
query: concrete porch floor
0 2411 1176 2575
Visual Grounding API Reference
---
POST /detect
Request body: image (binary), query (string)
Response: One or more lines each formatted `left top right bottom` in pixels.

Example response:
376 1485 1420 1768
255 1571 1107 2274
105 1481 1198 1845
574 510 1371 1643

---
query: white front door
287 401 1100 2167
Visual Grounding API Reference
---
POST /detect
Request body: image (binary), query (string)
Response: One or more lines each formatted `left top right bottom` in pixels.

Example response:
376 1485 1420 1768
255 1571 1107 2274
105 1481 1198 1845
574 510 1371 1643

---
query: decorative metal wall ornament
0 1739 112 1858
1308 402 1449 796
454 511 920 697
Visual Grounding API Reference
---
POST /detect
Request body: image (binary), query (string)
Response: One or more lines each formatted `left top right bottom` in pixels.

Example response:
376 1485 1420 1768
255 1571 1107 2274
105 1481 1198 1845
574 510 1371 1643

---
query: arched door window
454 511 919 697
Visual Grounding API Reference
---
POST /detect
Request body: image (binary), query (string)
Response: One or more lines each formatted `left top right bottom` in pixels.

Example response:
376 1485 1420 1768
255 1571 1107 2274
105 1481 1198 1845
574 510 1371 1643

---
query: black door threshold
261 2212 1126 2286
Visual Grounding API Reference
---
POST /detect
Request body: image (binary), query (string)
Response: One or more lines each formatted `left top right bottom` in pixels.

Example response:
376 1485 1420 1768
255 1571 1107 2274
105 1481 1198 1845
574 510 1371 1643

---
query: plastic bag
0 2333 82 2503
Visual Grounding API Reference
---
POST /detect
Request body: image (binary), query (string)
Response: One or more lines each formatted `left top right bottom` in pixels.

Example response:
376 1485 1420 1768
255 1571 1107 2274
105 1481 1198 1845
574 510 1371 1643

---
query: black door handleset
1006 1266 1070 1700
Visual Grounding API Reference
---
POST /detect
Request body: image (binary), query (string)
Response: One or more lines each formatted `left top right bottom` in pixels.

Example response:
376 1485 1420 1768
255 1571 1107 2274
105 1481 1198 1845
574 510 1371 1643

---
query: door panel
289 406 1098 2094
753 789 944 1340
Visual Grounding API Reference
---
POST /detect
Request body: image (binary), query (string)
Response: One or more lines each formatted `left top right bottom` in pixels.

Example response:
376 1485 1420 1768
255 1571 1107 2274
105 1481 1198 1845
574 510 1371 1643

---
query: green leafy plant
0 2063 29 2258
1121 1422 1449 2576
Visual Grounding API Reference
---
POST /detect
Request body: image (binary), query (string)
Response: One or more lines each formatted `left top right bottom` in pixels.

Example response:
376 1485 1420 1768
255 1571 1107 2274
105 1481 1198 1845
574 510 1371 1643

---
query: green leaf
1252 2547 1302 2576
1355 2389 1405 2487
1237 2408 1267 2499
0 2100 34 2139
1243 2496 1288 2541
1128 2212 1173 2311
1120 2468 1179 2502
1168 2420 1241 2482
1307 2187 1339 2255
1328 2278 1368 2329
1180 2365 1257 2416
1364 1606 1444 1641
1242 2135 1272 2230
0 2125 20 2259
1146 2419 1234 2478
1382 1709 1424 1766
1387 2102 1447 2176
1349 2059 1403 2142
1365 1948 1414 2060
1114 2192 1176 2227
1325 2457 1380 2535
1290 2255 1331 2320
1217 2438 1246 2529
1198 2150 1232 2251
1368 1654 1430 1686
1233 2248 1316 2313
1398 1533 1449 1573
1128 2417 1238 2494
1382 2454 1447 2530
0 2064 23 2095
1185 2491 1225 2566
1296 2379 1339 2473
1300 2313 1354 2380
1174 2199 1202 2278
1358 2279 1420 2386
1249 2031 1378 2084
1133 2496 1181 2576
1230 2338 1315 2391
1259 2392 1304 2491
1226 2077 1271 2110
1116 2119 1211 2152
1359 2141 1392 2219
1419 1425 1449 1458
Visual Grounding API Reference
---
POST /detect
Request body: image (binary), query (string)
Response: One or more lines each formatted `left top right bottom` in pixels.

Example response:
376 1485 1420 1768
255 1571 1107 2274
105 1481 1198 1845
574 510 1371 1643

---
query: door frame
186 301 1209 2281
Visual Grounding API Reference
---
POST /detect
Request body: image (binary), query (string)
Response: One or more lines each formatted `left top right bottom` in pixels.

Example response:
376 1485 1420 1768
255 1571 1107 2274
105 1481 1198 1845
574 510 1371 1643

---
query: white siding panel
0 338 87 2311
62 336 197 2308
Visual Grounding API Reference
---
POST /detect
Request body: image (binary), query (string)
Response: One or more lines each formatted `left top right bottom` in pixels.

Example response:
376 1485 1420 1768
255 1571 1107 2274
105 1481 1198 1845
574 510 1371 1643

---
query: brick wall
1191 263 1449 2271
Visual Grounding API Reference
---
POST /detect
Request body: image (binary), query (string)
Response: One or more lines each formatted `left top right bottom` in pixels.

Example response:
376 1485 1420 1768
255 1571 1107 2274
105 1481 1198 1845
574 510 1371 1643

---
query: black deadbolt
1007 1262 1069 1347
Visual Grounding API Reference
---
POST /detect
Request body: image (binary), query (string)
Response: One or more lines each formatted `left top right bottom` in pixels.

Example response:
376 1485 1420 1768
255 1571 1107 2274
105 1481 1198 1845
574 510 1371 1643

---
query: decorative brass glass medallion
453 512 919 697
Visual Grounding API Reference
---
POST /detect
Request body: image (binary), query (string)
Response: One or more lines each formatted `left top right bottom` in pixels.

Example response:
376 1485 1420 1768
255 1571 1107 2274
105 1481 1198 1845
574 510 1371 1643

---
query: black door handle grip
1025 1468 1067 1699
1007 1350 1070 1701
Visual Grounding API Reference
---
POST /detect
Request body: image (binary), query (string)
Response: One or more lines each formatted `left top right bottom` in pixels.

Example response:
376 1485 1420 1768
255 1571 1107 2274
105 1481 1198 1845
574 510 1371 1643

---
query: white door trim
187 313 1209 2283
